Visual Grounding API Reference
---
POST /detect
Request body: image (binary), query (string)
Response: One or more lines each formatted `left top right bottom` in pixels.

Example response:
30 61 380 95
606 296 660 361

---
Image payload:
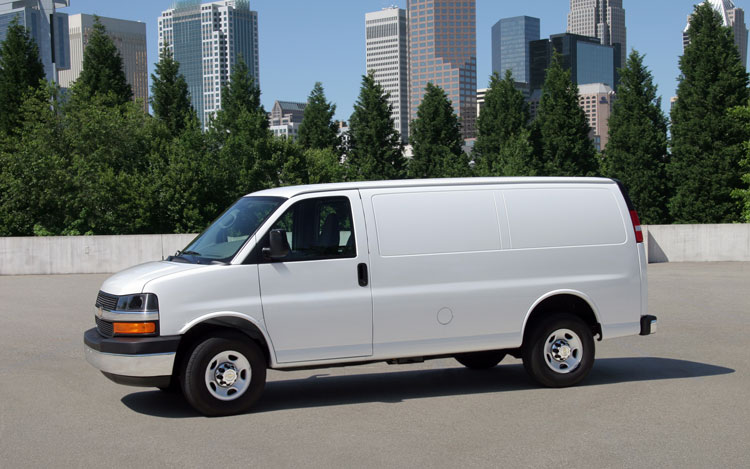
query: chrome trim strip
84 345 175 377
95 308 159 322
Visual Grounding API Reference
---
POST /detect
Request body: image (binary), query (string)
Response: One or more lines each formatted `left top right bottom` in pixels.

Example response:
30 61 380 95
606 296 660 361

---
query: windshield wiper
177 250 202 257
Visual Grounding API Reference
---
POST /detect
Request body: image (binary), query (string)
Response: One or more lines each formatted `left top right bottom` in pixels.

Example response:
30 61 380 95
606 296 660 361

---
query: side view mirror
262 229 290 260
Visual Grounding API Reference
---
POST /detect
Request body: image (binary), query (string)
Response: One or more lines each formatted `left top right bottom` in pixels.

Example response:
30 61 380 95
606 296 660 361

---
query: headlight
115 293 159 312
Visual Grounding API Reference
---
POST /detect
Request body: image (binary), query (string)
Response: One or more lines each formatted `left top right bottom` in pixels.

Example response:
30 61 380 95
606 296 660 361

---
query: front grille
95 291 118 311
95 316 114 337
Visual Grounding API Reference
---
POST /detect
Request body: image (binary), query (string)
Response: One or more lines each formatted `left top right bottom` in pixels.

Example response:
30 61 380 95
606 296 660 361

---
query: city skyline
26 1 750 123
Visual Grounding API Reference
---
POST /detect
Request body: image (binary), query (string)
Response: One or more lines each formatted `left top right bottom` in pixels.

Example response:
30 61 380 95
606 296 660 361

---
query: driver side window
260 196 356 262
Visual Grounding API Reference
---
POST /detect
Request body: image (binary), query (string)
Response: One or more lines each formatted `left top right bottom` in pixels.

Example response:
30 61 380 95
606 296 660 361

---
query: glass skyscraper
530 33 619 92
159 0 259 128
407 0 477 139
0 0 70 82
491 16 539 84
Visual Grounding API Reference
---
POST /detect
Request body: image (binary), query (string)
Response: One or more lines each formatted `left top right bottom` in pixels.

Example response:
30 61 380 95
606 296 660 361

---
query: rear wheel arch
521 292 602 347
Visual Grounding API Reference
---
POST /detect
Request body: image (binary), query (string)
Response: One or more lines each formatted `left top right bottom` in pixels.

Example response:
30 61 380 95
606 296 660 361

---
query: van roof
248 177 616 199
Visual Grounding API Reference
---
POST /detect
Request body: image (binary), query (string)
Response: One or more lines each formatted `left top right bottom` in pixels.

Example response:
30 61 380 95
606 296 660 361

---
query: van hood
99 261 205 296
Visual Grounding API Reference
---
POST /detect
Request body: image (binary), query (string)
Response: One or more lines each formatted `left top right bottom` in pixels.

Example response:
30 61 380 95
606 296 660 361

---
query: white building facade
365 7 409 140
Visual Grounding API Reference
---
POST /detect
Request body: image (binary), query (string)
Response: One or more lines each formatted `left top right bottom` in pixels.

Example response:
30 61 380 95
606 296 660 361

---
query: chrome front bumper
83 328 181 387
84 345 175 377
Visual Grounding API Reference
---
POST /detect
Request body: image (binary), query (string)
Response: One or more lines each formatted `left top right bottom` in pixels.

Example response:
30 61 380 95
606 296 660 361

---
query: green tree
73 17 132 106
534 52 598 176
0 17 46 135
730 101 750 222
151 44 195 135
408 83 469 178
304 147 346 184
0 85 68 236
209 55 272 202
473 70 534 176
298 82 339 150
347 72 405 180
61 96 157 234
668 2 749 223
602 50 669 224
150 113 218 233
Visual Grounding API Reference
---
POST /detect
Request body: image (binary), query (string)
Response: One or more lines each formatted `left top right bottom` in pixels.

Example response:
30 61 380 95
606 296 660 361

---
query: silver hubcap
543 329 583 374
204 350 251 401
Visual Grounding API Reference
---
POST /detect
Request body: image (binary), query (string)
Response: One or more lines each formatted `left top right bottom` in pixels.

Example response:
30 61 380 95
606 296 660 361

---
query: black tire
522 314 595 388
181 333 266 416
454 350 506 369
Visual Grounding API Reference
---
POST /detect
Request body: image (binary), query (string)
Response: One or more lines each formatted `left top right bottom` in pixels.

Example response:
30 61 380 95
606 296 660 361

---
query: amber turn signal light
113 322 156 335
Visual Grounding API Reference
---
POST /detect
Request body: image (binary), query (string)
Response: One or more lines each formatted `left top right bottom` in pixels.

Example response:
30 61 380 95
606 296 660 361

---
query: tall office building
159 0 259 127
407 0 477 139
57 14 147 110
577 83 615 151
0 0 70 82
491 16 540 84
530 33 620 92
683 0 748 69
567 0 626 70
365 7 409 140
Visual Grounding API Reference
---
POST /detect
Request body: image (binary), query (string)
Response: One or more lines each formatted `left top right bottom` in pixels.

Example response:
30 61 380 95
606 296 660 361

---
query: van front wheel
181 334 266 416
522 314 594 387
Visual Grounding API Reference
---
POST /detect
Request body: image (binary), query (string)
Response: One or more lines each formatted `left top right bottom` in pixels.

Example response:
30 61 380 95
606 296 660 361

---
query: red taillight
630 210 643 243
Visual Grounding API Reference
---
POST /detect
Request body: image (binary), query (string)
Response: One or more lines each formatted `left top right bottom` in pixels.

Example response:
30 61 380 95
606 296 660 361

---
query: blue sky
64 0 749 121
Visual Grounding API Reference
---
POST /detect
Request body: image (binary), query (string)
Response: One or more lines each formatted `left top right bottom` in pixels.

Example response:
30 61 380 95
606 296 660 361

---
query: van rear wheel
455 350 506 369
522 314 594 387
181 333 266 416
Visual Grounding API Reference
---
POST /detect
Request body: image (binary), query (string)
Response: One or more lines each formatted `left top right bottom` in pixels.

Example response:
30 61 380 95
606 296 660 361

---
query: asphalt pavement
1 262 748 468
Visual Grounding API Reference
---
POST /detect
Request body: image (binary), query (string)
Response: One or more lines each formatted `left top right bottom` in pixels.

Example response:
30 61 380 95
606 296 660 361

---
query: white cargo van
84 178 656 416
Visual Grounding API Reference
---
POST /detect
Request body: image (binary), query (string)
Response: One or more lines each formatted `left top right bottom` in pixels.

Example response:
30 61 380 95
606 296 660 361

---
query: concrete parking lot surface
1 262 749 468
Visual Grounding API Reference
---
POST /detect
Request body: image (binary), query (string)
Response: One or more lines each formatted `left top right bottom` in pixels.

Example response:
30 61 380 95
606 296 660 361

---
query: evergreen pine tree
602 50 669 224
408 83 469 178
347 73 405 180
473 70 534 176
669 2 749 223
298 82 339 150
73 17 133 106
211 55 266 136
0 17 46 135
209 55 272 200
729 100 750 222
150 44 195 135
534 52 598 176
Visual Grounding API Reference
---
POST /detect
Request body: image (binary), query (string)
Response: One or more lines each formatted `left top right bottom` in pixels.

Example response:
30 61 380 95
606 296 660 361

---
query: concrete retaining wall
643 224 750 263
0 233 196 275
1 224 749 275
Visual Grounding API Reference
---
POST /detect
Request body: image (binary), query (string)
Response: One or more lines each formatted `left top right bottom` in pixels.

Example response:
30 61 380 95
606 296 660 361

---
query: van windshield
172 196 285 264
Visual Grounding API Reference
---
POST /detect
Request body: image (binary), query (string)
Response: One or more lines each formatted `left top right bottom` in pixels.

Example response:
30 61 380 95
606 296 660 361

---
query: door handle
357 263 368 287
